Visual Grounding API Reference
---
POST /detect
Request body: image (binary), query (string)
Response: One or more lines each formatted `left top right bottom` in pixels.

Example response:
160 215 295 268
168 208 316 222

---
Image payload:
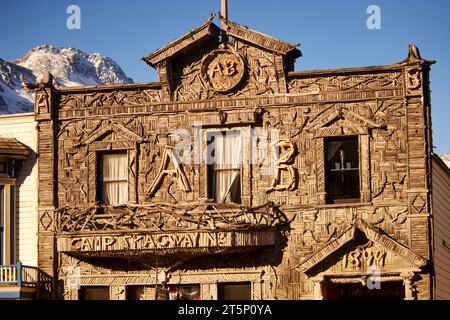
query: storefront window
168 284 201 300
218 282 251 300
79 286 110 300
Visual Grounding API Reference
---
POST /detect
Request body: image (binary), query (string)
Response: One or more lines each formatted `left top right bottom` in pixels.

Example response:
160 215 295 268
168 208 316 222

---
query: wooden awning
0 137 32 159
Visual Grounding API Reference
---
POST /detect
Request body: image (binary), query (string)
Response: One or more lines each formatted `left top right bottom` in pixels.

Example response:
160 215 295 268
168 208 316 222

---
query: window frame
324 135 361 204
206 129 243 204
0 181 16 265
97 151 129 206
315 134 371 205
218 282 252 300
197 125 251 207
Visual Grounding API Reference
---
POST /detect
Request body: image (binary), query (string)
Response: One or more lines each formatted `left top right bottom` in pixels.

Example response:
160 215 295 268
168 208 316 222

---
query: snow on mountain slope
0 45 133 114
0 58 36 113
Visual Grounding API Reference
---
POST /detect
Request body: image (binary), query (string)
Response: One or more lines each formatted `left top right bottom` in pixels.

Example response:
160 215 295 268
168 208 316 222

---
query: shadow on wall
14 149 38 264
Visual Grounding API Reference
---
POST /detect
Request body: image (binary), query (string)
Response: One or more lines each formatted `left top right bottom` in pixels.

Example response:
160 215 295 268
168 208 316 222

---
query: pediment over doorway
294 220 428 277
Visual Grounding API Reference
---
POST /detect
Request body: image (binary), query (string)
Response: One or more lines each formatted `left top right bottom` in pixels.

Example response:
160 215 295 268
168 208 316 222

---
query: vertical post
311 276 324 300
17 260 22 286
401 272 416 300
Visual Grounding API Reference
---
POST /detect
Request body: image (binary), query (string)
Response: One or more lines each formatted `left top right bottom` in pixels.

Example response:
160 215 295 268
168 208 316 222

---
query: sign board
57 229 276 253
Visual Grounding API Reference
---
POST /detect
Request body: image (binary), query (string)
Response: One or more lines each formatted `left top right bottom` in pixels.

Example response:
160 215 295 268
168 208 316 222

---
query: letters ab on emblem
201 49 245 92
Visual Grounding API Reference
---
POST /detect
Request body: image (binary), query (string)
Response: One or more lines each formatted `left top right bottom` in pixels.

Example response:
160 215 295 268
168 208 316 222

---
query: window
168 284 200 300
99 153 128 205
325 136 360 204
0 162 6 174
0 184 15 265
79 286 110 300
207 130 242 204
218 282 251 300
126 286 146 300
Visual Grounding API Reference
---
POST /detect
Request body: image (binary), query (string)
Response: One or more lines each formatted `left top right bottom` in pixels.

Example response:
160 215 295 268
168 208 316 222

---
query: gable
141 16 301 102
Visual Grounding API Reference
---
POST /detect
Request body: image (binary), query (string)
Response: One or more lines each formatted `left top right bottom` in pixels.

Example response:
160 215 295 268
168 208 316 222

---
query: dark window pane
79 286 110 300
323 282 405 300
218 282 251 300
126 286 146 300
325 136 360 204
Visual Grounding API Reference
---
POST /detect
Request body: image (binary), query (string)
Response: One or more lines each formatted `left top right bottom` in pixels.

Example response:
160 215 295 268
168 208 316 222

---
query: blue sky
1 0 449 153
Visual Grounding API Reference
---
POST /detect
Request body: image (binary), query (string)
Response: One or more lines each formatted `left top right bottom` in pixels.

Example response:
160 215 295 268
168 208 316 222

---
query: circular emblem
201 49 245 92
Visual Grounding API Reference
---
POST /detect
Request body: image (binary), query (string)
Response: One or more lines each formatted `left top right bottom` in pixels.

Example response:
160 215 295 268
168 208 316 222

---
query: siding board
0 113 37 267
432 155 450 300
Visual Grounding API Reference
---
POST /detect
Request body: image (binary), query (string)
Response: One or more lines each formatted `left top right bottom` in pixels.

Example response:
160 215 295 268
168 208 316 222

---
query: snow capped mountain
0 58 36 113
0 45 133 114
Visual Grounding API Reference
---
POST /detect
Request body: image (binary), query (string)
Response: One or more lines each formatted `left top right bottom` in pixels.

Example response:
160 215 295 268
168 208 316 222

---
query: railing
0 261 40 287
0 262 53 299
0 264 18 284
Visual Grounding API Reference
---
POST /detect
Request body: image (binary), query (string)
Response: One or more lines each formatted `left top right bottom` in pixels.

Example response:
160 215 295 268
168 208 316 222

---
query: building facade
0 113 52 299
29 17 440 300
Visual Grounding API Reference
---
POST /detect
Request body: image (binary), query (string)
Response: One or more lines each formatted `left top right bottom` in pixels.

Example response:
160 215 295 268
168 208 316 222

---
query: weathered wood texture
431 155 450 300
33 19 435 300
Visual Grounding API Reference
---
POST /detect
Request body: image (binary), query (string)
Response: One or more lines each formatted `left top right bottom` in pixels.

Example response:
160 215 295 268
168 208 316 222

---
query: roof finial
407 44 422 61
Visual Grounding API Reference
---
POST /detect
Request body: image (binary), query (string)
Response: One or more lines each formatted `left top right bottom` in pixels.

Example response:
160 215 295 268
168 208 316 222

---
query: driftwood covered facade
32 16 436 300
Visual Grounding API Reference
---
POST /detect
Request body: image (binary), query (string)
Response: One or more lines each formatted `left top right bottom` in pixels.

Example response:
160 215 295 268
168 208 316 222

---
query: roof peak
142 16 301 68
